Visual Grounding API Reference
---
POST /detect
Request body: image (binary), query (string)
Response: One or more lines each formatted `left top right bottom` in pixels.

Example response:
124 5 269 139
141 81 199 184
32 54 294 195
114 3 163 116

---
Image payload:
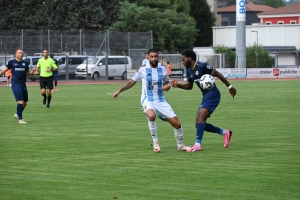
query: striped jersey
132 63 169 103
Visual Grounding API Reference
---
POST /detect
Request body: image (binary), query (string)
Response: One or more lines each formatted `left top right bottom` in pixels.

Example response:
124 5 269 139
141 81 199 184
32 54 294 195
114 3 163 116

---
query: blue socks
17 104 23 120
205 123 223 135
196 123 205 144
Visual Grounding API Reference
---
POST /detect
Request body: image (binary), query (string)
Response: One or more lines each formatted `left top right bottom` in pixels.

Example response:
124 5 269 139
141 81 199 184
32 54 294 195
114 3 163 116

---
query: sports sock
47 96 52 105
54 80 57 87
17 104 23 120
196 123 205 145
205 123 223 135
148 121 158 142
174 127 183 148
42 94 46 100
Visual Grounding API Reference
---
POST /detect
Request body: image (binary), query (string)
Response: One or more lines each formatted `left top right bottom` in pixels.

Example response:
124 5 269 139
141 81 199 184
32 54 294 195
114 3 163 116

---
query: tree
260 0 285 8
246 44 274 68
110 1 198 52
0 0 120 30
212 45 236 67
190 0 216 47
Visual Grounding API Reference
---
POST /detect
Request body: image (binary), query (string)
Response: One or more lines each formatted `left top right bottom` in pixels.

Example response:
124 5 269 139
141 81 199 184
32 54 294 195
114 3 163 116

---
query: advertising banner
247 68 300 78
170 69 184 78
236 0 246 21
217 68 247 78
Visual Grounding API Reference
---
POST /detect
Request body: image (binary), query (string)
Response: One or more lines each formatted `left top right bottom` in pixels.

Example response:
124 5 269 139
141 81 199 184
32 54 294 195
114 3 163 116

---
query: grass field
0 80 300 200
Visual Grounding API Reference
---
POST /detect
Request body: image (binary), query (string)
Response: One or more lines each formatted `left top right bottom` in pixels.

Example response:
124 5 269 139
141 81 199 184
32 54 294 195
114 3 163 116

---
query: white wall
213 24 300 49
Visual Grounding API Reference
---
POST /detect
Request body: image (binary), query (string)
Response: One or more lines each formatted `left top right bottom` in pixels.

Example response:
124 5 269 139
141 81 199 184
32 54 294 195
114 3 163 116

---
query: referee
36 49 58 108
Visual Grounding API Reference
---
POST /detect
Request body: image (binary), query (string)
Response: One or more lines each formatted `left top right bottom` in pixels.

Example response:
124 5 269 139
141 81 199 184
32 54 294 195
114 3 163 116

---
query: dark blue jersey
6 59 29 86
187 62 219 94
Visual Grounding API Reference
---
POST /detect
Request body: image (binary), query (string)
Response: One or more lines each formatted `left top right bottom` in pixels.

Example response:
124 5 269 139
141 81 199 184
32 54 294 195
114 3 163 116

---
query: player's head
15 48 23 61
181 50 196 69
148 48 159 68
145 53 148 59
50 53 54 58
42 49 49 58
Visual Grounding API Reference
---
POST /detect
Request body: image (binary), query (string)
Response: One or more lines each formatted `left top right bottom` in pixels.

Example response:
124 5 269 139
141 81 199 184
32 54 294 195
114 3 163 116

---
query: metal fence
0 30 153 69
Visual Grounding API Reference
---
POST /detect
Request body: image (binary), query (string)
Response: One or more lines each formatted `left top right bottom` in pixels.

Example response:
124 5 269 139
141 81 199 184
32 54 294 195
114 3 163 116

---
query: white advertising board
217 68 247 78
247 68 300 78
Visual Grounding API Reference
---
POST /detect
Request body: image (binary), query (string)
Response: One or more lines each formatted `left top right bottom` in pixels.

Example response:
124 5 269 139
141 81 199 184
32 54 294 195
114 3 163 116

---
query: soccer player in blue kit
172 50 237 152
0 48 37 124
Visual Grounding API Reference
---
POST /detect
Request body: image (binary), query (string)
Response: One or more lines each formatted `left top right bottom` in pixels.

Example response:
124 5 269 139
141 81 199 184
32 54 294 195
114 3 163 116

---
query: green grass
0 80 300 200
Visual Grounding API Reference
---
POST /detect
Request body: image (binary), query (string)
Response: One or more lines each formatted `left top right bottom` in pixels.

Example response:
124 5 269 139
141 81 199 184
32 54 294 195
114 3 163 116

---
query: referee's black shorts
39 76 54 90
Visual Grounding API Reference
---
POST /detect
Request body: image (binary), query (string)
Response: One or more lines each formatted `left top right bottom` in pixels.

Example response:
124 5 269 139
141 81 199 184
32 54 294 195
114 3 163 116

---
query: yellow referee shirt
37 57 58 77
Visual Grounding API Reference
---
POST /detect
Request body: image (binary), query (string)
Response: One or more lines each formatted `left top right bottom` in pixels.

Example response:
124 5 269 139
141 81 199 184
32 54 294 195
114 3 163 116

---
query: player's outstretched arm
0 66 8 76
171 80 193 90
112 79 136 98
213 70 237 98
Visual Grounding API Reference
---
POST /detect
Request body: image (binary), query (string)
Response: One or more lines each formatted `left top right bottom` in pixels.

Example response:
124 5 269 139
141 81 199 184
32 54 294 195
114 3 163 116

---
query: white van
75 56 132 80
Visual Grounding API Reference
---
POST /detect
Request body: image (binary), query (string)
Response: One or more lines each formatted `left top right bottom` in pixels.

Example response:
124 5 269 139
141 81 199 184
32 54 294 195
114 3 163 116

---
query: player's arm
171 80 193 90
112 79 136 98
27 68 37 75
213 69 236 98
0 66 8 76
51 60 58 71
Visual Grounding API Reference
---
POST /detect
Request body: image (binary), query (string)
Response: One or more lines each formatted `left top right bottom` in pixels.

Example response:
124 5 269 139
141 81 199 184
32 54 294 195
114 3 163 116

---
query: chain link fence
0 30 153 70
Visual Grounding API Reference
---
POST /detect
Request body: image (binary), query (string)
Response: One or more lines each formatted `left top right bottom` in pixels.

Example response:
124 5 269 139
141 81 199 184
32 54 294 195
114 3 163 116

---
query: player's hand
171 80 178 87
162 84 171 91
229 87 237 98
112 91 120 98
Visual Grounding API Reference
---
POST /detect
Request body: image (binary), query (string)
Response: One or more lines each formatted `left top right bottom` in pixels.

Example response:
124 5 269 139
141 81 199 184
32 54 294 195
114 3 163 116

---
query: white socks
148 121 158 142
174 127 184 148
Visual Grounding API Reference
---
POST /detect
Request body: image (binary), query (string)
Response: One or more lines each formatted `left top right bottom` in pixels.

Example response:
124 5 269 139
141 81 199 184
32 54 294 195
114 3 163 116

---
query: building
257 2 300 24
217 4 275 26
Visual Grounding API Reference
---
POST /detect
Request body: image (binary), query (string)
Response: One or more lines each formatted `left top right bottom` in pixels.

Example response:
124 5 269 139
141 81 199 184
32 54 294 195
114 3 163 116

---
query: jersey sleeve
6 60 13 70
132 67 143 81
36 58 41 68
186 69 194 83
162 66 169 83
25 61 29 71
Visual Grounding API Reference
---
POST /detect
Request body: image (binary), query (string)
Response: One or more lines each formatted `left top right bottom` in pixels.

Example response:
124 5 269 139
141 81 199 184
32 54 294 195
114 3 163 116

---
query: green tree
254 0 285 8
170 0 190 14
0 0 120 30
246 44 275 68
190 0 216 47
212 45 236 67
110 1 198 52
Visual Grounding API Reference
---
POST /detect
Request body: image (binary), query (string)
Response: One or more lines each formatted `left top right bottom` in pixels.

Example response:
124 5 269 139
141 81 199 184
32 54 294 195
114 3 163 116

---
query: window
277 21 284 25
290 21 296 24
69 58 85 65
57 58 65 65
118 58 128 64
99 58 106 65
32 58 40 65
221 21 229 26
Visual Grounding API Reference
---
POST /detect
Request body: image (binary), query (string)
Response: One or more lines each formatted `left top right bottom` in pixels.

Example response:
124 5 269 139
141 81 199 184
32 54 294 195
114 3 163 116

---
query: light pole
251 31 258 68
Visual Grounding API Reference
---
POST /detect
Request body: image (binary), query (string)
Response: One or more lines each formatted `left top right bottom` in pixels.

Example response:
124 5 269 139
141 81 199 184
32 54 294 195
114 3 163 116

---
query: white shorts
141 101 176 119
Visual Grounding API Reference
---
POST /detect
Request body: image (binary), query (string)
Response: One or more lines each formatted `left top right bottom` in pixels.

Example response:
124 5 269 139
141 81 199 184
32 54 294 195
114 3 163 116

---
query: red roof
217 4 275 13
259 2 300 15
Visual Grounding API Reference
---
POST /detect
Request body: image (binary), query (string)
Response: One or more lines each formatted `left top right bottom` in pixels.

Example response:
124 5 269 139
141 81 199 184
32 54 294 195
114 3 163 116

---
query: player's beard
150 60 158 67
185 60 192 69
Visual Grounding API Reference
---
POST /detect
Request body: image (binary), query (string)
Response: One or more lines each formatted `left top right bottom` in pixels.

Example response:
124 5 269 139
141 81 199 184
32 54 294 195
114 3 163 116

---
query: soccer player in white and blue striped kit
113 49 190 152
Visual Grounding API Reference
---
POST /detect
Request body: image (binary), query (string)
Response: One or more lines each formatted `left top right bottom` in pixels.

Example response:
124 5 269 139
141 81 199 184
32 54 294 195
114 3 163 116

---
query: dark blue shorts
12 84 28 102
198 89 221 114
53 71 58 80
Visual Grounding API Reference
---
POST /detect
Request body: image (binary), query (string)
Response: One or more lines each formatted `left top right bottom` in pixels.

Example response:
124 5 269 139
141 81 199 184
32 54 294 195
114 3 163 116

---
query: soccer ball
199 74 215 90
